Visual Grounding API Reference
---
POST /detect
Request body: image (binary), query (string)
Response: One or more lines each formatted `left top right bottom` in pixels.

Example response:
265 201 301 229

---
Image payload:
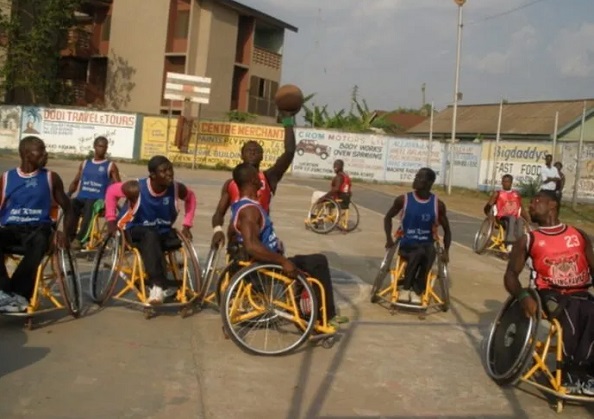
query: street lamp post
447 0 466 195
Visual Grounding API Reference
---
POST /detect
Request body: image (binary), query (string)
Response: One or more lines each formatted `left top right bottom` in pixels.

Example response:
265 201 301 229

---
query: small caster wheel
322 336 336 349
179 307 190 318
555 400 563 413
143 308 154 320
25 317 34 331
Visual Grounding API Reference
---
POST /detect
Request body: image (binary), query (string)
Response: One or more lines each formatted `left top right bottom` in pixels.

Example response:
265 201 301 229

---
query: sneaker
12 293 29 308
581 376 594 396
506 244 512 253
398 290 410 302
562 372 583 395
0 290 14 307
163 287 177 299
0 291 27 313
410 292 422 305
147 286 164 305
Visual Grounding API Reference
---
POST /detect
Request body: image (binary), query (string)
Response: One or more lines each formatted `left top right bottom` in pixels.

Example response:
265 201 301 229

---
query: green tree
0 0 81 105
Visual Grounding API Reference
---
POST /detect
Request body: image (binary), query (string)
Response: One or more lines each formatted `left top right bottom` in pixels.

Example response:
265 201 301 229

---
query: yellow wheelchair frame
214 256 339 356
304 197 359 234
3 244 82 330
473 217 508 255
370 238 450 319
484 288 594 413
89 229 201 319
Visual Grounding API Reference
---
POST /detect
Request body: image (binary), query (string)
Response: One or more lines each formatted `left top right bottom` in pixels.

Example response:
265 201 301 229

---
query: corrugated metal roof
407 99 594 137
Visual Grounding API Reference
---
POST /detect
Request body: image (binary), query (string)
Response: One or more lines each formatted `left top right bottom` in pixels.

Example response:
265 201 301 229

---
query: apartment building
60 0 297 122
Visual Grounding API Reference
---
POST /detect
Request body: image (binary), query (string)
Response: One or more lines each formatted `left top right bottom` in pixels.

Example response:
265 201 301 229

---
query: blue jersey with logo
119 178 178 234
77 159 112 200
399 192 438 247
230 198 281 253
0 168 53 226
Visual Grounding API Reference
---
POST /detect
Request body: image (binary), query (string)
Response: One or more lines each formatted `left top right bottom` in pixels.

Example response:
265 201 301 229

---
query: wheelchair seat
126 233 182 252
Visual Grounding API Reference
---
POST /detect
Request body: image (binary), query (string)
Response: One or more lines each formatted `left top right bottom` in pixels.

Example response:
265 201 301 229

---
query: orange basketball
275 84 304 113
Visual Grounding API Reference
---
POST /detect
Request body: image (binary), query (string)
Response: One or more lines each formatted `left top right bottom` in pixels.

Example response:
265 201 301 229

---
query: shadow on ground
0 322 50 378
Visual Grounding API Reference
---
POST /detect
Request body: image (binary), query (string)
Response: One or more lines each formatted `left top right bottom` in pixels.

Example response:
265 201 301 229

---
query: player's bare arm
484 190 498 216
576 228 594 274
438 199 452 261
210 179 233 248
264 120 296 193
67 162 84 195
504 234 537 317
110 163 122 183
384 195 405 248
51 172 75 245
322 175 341 200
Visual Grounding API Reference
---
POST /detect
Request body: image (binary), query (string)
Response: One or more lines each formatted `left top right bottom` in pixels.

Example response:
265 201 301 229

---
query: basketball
275 84 304 114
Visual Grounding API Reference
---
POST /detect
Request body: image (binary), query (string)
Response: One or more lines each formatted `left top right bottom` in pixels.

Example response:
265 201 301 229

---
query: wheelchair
304 191 360 234
1 231 83 330
473 215 529 256
484 288 594 413
89 227 202 319
219 261 339 356
370 237 450 319
75 200 108 255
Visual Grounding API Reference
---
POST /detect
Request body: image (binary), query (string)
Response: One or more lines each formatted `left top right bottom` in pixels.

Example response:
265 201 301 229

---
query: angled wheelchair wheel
370 242 398 303
473 218 493 254
175 231 201 294
198 246 222 305
89 233 122 305
307 198 340 234
221 263 317 356
434 247 450 312
337 202 360 232
484 289 541 386
56 248 83 317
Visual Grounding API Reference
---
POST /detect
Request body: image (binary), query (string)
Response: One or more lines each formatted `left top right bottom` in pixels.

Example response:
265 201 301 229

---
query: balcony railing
252 47 281 70
61 27 95 57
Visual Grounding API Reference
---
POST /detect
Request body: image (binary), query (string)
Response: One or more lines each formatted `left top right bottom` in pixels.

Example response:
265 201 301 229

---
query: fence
0 104 591 203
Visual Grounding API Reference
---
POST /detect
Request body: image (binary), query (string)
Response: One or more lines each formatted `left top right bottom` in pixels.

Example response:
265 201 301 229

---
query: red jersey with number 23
495 190 522 219
227 171 272 213
528 224 591 293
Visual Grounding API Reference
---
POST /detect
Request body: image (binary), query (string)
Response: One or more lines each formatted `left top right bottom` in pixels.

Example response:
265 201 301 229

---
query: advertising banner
0 106 21 150
20 107 137 158
450 142 481 189
561 143 594 202
384 138 445 184
291 128 386 180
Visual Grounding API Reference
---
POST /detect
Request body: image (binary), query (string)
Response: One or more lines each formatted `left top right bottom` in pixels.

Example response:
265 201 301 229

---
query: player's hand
106 220 118 236
55 231 69 249
211 231 225 249
520 295 538 318
181 226 193 240
385 238 395 249
281 259 298 278
279 109 298 117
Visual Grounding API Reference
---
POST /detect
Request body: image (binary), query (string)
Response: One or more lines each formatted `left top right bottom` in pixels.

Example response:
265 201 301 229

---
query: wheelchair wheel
337 202 360 233
221 263 317 356
370 243 398 303
56 248 83 317
175 231 201 294
307 198 340 234
484 290 541 386
215 262 240 306
89 233 122 305
435 249 450 312
198 247 221 305
473 218 493 254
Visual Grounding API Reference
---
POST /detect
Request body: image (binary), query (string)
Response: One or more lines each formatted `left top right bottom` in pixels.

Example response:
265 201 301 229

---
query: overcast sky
246 0 594 113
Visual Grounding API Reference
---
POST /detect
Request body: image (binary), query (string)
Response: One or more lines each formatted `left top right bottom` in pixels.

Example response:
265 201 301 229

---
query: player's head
528 190 560 225
148 155 174 187
93 136 109 159
233 162 261 194
501 174 513 190
241 140 264 168
554 161 563 171
413 167 436 192
19 136 47 169
545 154 553 166
333 159 344 174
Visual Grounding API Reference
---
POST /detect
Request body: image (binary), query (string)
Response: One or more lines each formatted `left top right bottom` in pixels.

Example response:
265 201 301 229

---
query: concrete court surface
0 157 592 419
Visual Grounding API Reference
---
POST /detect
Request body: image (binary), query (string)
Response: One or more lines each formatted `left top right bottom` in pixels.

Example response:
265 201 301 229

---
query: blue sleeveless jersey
120 178 178 234
77 159 112 200
230 198 281 253
0 168 53 226
399 192 438 247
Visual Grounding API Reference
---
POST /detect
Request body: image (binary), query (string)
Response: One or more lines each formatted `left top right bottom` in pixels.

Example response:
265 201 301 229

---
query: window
248 76 278 117
101 15 111 42
258 79 265 98
174 10 190 39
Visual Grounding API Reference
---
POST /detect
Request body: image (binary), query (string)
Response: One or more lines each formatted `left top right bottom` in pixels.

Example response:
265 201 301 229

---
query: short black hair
554 161 563 169
419 167 436 183
94 136 108 146
545 154 553 159
19 136 44 156
240 140 263 154
232 162 258 189
502 174 513 181
536 189 561 208
334 159 344 167
147 155 171 173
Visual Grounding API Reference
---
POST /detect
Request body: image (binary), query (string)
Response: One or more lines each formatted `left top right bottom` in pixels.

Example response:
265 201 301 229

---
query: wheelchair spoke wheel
57 248 83 317
307 199 340 234
221 264 317 356
370 243 398 303
176 231 201 294
336 202 360 232
89 234 121 305
436 256 450 312
473 218 493 254
198 247 221 304
215 262 240 306
484 291 540 386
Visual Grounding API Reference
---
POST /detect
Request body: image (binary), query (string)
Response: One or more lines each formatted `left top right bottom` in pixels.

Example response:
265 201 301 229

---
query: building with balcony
64 0 297 123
